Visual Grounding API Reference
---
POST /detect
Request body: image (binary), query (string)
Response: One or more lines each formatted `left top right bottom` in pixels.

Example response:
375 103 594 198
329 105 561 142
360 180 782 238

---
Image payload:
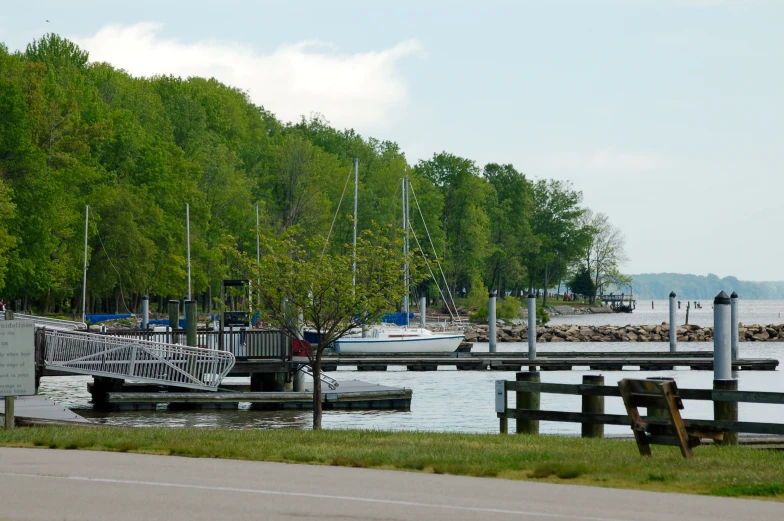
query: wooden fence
495 372 784 444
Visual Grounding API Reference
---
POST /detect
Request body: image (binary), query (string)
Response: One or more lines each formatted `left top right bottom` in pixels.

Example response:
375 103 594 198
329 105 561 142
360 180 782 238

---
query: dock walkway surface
0 395 89 425
0 448 782 521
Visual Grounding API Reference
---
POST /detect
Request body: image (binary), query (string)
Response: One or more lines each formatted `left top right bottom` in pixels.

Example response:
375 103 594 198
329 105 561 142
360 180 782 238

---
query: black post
515 371 540 435
581 375 604 438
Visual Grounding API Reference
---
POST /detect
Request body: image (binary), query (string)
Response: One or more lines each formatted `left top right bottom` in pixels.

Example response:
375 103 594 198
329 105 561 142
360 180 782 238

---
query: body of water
549 299 784 328
39 340 783 435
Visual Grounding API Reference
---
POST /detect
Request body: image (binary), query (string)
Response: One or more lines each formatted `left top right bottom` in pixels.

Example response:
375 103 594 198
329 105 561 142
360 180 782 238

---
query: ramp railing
44 329 235 390
1 313 87 331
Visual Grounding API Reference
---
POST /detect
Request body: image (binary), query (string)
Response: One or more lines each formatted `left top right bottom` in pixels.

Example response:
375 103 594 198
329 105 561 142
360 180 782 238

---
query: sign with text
0 321 35 396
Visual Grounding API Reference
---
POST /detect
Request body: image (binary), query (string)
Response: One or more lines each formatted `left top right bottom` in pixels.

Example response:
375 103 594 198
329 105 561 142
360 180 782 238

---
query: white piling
731 291 739 361
141 295 149 329
527 293 536 359
669 291 677 352
488 291 497 353
713 291 732 380
293 368 306 392
419 296 426 329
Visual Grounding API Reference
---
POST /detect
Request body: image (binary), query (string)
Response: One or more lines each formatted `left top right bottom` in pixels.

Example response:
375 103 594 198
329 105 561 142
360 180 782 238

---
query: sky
1 0 782 281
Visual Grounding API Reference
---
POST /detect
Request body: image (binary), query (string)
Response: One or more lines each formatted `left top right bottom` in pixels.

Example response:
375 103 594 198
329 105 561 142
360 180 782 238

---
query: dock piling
515 371 540 435
141 295 149 329
714 379 739 446
527 293 536 362
185 300 197 348
669 291 677 352
488 291 497 353
714 291 732 380
419 296 426 329
730 292 739 361
168 300 179 344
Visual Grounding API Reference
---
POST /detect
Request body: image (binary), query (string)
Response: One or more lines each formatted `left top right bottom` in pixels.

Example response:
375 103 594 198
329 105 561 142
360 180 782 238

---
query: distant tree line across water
626 273 784 300
0 34 629 315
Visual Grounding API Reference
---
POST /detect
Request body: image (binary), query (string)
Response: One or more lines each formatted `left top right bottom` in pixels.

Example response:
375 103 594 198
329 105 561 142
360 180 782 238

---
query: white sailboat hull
334 332 464 354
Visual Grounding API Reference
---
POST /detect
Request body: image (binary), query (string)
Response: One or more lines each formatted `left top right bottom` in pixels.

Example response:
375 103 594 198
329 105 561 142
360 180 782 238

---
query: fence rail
495 373 784 441
1 312 87 331
100 328 292 360
44 329 235 390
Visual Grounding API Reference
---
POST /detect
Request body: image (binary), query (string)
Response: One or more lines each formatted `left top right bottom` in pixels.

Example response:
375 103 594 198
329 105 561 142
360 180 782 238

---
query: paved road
0 448 782 521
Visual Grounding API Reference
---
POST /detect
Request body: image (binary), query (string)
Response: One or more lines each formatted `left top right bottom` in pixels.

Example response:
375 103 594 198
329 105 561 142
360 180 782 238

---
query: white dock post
488 291 497 353
141 295 149 329
419 296 426 329
730 291 739 361
293 368 306 392
669 291 677 352
527 292 536 360
713 291 732 380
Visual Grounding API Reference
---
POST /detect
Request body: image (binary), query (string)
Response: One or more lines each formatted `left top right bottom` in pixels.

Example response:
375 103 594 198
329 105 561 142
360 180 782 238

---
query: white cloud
74 23 423 129
533 149 664 175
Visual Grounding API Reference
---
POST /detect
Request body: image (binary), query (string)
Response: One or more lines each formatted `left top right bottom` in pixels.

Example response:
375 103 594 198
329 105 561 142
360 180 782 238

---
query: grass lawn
0 426 782 500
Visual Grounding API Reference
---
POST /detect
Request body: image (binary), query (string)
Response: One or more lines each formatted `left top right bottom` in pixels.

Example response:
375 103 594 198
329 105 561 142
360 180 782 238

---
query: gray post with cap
730 291 739 361
141 295 149 329
419 296 426 329
713 291 732 380
488 291 497 353
527 293 536 360
669 291 677 352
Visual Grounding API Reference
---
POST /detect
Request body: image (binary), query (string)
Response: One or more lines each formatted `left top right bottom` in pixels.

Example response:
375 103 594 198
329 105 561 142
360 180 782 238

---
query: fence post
714 291 731 380
527 293 536 365
730 292 739 362
581 375 604 438
669 291 677 352
516 371 540 435
488 291 497 353
4 311 14 429
714 379 739 446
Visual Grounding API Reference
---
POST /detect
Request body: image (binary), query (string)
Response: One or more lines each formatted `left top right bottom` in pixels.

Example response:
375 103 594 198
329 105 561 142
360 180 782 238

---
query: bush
470 296 522 323
536 306 550 325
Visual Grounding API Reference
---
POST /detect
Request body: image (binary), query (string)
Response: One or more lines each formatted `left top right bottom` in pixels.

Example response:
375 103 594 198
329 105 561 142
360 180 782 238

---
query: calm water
39 339 783 435
549 299 784 328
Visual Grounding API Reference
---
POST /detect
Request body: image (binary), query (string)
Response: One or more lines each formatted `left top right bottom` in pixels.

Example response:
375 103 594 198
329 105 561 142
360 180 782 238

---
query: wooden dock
88 379 412 411
0 395 90 425
317 351 779 372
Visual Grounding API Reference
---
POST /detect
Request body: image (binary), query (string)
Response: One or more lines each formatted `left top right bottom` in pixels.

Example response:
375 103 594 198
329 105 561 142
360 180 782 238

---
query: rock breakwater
463 323 784 343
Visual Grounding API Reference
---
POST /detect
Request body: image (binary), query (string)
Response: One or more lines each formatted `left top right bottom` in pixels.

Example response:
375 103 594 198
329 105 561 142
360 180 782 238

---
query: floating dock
318 351 779 372
87 379 412 411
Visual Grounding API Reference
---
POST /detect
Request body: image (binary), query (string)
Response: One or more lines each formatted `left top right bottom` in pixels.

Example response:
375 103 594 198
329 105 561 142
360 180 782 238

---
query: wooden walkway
0 395 90 425
318 351 779 372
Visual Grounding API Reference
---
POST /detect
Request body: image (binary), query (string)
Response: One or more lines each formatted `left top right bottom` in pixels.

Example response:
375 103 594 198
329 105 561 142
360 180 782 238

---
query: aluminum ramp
43 329 235 391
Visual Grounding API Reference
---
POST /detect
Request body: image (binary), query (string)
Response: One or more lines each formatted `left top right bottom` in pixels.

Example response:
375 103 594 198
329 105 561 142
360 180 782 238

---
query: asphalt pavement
0 448 782 521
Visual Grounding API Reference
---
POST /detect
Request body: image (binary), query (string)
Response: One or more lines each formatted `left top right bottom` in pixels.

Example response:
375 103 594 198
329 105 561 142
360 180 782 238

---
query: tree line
0 34 628 316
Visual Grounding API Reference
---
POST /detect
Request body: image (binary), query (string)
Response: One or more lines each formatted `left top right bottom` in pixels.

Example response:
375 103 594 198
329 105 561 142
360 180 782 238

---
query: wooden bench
618 378 724 458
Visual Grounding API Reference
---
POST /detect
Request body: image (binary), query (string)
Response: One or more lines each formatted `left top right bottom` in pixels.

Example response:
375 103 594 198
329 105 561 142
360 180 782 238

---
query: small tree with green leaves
232 228 415 429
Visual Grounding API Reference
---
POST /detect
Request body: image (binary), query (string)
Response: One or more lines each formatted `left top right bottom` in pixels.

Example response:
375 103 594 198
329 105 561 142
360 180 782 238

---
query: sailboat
333 170 464 354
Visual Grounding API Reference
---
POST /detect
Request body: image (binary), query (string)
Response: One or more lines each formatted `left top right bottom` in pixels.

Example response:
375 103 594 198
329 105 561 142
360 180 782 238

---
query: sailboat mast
81 204 89 323
352 158 359 286
256 202 261 304
186 203 191 300
403 177 409 324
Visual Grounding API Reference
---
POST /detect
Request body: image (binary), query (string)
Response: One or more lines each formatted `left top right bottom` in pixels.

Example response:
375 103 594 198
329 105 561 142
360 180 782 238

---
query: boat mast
352 158 359 286
186 203 191 300
403 177 409 325
81 204 89 323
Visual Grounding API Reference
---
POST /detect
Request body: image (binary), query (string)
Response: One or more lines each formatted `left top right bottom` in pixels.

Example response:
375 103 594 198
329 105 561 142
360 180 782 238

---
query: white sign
0 321 35 396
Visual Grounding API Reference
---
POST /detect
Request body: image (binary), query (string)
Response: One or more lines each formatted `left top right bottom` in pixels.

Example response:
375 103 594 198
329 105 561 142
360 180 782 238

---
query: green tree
232 229 412 429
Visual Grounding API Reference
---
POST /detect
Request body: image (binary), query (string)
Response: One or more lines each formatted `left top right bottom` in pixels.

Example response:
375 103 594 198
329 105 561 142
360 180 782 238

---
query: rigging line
408 182 463 323
409 226 456 323
95 226 133 315
318 164 354 265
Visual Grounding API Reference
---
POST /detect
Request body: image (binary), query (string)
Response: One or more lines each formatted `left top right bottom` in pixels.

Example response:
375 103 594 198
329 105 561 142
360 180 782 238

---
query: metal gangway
43 329 235 391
